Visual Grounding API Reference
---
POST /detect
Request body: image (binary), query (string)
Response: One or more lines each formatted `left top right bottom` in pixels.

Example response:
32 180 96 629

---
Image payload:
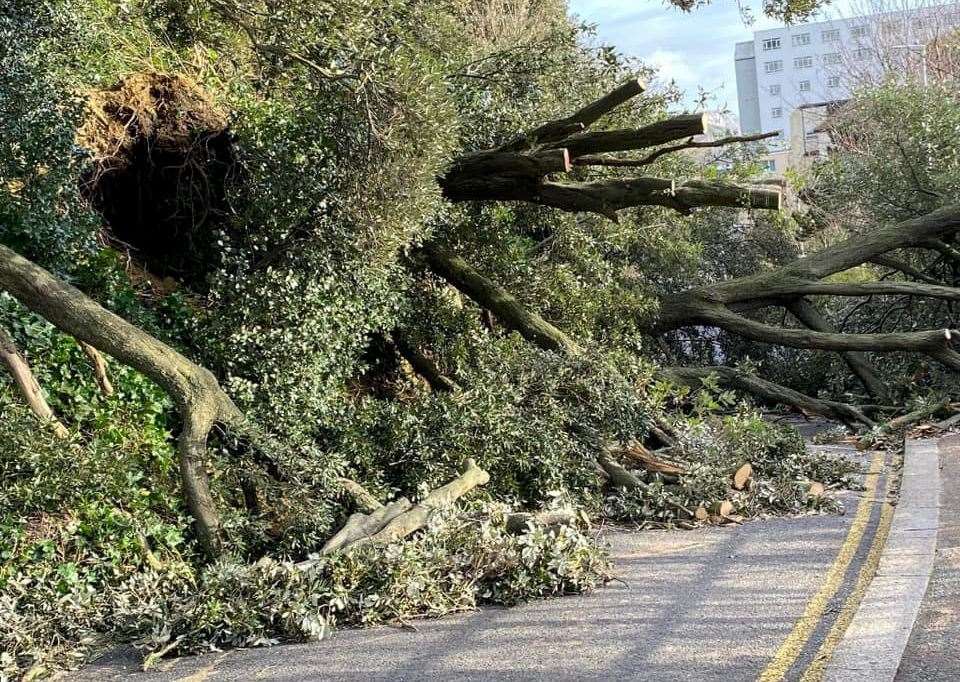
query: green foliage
338 341 653 506
0 1 865 677
2 498 609 678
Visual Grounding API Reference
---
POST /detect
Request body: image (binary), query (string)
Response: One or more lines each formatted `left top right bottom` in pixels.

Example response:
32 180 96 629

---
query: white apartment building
735 3 960 171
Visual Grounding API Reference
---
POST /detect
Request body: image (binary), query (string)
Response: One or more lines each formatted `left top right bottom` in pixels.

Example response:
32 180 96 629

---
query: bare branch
572 131 779 168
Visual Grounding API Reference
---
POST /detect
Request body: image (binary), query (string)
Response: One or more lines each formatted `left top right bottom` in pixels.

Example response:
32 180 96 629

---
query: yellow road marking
757 452 885 682
799 468 897 682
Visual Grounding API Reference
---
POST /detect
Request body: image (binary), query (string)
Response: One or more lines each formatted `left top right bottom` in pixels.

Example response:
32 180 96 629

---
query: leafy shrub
338 340 653 506
2 501 609 678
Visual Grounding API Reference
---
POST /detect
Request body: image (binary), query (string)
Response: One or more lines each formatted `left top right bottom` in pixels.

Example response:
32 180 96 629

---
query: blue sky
568 0 856 112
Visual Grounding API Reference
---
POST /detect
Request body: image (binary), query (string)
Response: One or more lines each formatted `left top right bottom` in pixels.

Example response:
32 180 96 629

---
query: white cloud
568 0 859 109
644 49 697 87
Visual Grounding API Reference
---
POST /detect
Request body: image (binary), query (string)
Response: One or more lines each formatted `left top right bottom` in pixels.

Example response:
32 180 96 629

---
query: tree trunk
0 244 245 556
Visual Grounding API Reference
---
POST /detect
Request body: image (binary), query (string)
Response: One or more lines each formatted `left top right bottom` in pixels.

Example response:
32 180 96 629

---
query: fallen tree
420 80 960 425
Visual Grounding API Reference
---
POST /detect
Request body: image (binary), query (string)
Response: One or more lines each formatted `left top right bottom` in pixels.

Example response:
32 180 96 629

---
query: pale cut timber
365 459 490 545
319 497 412 555
616 443 685 477
0 324 69 438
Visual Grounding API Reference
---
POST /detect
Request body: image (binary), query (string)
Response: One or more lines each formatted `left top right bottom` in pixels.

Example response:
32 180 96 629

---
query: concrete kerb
823 438 941 681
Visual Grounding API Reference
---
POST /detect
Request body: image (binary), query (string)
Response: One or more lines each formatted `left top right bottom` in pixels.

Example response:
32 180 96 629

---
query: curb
823 438 941 681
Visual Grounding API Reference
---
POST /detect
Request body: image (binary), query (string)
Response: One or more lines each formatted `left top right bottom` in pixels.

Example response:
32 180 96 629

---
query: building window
792 33 811 46
822 29 840 42
765 60 783 73
762 159 777 172
769 84 781 95
827 75 841 87
854 47 872 60
850 25 867 38
771 107 783 118
762 37 781 50
794 56 813 69
798 80 811 92
883 20 902 33
823 52 841 65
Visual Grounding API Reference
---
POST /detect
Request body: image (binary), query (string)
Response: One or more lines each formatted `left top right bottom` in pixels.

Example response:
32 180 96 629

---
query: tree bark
546 114 708 157
0 244 244 555
80 341 114 396
659 366 875 428
311 459 490 559
497 77 646 151
421 243 583 356
0 324 70 438
785 299 888 401
391 331 458 393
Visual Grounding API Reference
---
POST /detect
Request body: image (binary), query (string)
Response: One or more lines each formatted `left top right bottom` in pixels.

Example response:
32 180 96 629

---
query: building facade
735 3 960 172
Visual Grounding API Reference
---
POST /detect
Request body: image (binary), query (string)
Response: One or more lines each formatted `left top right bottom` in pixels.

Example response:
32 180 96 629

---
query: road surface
78 442 895 681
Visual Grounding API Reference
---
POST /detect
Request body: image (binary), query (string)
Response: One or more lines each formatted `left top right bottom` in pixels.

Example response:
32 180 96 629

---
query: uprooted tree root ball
77 73 235 287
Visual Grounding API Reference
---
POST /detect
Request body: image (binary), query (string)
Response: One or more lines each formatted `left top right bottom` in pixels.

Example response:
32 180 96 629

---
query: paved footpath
896 435 960 680
78 441 898 682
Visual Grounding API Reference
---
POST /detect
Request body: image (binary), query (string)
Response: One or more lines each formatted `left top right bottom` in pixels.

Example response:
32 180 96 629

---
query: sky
568 0 857 112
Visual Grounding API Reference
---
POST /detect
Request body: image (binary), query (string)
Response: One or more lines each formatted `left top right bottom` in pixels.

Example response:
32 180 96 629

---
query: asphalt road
77 442 892 682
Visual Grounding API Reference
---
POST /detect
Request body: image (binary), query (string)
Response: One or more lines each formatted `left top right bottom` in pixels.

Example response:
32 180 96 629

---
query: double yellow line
758 452 894 682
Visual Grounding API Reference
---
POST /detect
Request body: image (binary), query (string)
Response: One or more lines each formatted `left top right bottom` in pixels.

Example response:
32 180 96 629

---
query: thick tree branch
869 255 943 285
785 299 888 400
420 243 582 356
660 366 875 428
0 244 246 555
767 280 960 302
497 77 646 151
696 303 958 355
535 178 781 217
546 113 708 158
0 324 70 438
572 131 779 168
